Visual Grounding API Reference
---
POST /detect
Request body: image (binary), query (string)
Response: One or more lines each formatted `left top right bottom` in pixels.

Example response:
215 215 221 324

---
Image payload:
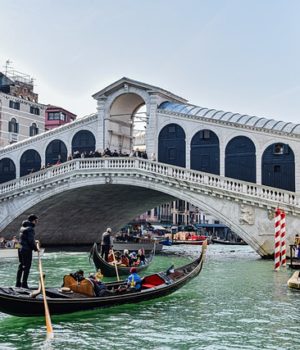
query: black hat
28 214 38 222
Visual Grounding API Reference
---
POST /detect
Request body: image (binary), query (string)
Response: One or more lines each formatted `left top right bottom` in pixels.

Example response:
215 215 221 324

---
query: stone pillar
96 97 107 152
145 94 159 157
186 135 191 169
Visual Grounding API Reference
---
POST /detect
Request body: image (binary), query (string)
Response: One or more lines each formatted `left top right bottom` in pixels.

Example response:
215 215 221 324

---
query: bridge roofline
158 101 300 138
92 77 188 103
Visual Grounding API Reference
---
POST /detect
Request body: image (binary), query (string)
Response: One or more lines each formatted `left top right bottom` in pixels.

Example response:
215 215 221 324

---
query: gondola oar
37 242 54 339
111 249 120 281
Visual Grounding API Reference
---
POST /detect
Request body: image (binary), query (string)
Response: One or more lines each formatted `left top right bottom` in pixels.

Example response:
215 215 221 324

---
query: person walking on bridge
101 227 113 261
16 214 40 289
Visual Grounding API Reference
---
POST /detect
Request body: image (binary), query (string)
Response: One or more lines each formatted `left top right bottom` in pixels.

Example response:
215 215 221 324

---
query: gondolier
16 214 40 289
101 227 113 261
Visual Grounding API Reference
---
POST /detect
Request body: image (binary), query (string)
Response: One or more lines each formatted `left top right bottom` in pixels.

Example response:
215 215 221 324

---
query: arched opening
109 93 146 155
158 124 186 167
191 129 220 174
225 136 256 183
45 139 67 166
0 158 16 183
72 130 96 155
262 143 295 191
20 149 41 177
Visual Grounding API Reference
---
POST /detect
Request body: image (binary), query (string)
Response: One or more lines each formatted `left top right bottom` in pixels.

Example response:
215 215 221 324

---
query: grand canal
0 244 298 350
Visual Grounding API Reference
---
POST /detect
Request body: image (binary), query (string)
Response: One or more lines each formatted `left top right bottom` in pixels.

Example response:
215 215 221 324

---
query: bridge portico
1 77 300 256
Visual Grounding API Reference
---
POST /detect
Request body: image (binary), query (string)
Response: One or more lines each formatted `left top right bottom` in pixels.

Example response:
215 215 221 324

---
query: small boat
89 243 153 277
0 248 45 259
171 240 207 246
211 238 247 245
165 232 209 245
287 271 300 290
0 242 207 317
112 239 163 253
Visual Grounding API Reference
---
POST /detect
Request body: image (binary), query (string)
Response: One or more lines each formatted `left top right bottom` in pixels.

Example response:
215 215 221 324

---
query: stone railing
0 158 299 211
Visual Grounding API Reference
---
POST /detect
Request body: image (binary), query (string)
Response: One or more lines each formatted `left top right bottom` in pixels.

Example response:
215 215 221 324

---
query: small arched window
8 118 19 133
29 123 39 136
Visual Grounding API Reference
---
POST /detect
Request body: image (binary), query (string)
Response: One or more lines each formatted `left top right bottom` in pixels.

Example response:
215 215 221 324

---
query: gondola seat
142 274 165 289
63 275 96 297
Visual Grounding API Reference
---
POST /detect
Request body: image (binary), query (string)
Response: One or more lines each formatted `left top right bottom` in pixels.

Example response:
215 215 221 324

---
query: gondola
89 243 154 277
211 238 247 245
0 242 207 317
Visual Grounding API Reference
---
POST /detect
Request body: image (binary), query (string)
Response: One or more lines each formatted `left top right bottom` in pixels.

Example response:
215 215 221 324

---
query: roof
92 77 188 103
159 101 300 136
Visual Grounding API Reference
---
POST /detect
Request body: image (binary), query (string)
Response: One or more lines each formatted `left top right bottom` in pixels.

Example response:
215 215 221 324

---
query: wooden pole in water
280 210 287 267
274 208 282 271
111 249 120 281
37 242 54 338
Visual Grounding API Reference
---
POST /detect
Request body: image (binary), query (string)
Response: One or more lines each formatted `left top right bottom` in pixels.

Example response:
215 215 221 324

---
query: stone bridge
1 158 299 257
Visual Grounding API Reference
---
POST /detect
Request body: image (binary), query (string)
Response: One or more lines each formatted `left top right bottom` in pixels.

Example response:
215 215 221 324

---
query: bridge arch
225 136 256 183
45 139 68 165
262 143 295 191
158 123 186 167
190 129 220 174
20 149 41 177
72 130 96 155
0 158 16 183
106 90 149 153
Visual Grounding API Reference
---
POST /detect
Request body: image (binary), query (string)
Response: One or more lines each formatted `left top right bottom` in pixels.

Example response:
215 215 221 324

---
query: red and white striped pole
280 210 286 267
274 208 282 271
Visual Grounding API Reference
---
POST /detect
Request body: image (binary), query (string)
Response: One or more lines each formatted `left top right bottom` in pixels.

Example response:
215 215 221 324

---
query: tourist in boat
101 227 113 261
129 251 138 265
16 214 40 289
118 267 142 293
88 271 110 296
137 248 146 265
120 252 130 266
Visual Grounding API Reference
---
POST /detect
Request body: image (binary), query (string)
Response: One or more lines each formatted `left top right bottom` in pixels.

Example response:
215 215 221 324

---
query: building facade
45 105 76 130
0 71 46 148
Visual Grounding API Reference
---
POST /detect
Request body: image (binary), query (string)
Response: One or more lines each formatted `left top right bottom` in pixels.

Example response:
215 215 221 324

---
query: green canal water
0 244 298 350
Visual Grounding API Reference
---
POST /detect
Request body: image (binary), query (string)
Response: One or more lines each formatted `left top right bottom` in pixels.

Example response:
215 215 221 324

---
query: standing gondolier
101 227 113 261
16 214 40 289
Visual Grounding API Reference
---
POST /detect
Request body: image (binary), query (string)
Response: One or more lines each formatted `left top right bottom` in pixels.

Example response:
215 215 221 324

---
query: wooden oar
37 242 54 339
111 249 120 281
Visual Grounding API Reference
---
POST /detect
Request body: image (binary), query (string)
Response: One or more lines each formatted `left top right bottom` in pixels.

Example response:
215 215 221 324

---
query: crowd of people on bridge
25 148 156 175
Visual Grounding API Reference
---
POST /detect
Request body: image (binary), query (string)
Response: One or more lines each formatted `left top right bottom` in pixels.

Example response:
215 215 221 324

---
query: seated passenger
120 253 129 266
88 273 108 297
118 267 142 293
137 248 146 265
107 249 114 263
129 251 138 265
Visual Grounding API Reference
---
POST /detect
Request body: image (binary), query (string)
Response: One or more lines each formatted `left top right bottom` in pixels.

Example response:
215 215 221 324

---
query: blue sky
0 0 299 123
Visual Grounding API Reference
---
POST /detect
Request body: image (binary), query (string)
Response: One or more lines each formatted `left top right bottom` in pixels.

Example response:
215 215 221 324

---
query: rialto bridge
0 77 300 257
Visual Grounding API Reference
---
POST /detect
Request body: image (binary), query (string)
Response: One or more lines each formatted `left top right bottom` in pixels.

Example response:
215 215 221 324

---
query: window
168 125 176 133
199 130 210 139
8 118 19 133
48 112 65 120
30 106 40 115
29 123 39 136
9 100 20 110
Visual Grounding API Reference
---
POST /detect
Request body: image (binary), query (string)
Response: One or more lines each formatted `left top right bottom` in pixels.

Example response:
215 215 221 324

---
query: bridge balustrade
0 158 299 210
